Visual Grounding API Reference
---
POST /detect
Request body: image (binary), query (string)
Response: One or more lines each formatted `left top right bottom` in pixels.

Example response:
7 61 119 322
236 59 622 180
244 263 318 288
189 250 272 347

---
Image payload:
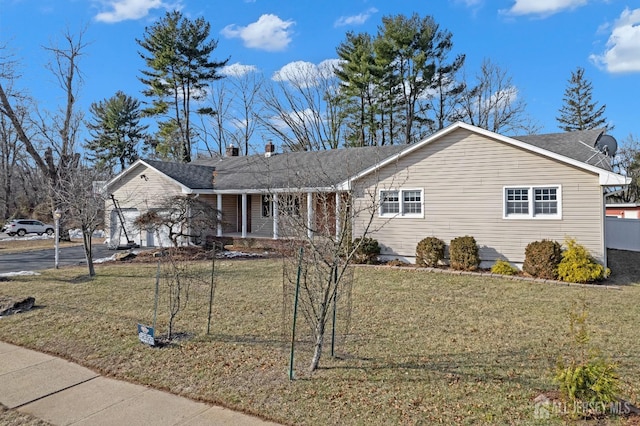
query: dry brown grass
0 238 99 254
0 255 638 425
0 403 53 425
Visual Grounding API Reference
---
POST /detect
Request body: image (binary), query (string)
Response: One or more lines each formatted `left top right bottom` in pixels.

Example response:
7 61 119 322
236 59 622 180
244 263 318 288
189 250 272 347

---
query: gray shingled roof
189 144 405 191
142 127 614 192
512 128 612 170
144 159 217 190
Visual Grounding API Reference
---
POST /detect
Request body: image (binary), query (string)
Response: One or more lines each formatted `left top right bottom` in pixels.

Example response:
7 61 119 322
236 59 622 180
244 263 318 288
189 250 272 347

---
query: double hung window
504 186 561 219
380 189 424 218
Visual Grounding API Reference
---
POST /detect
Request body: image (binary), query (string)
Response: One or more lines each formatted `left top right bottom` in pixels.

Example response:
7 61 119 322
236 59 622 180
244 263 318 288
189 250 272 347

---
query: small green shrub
351 237 381 264
556 357 619 415
554 300 619 418
415 236 445 267
557 238 609 283
490 259 518 275
449 236 479 271
523 239 562 279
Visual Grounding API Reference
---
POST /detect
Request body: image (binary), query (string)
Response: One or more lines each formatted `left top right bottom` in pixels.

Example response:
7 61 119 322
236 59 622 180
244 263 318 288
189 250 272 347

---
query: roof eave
600 174 631 186
105 159 194 194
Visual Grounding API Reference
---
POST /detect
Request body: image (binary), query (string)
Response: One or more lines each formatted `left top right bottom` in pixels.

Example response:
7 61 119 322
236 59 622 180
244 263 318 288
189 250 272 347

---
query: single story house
104 122 629 268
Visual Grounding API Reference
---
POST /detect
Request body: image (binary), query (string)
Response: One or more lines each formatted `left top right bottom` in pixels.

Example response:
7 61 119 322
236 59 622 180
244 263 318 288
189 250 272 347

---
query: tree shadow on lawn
206 333 289 348
316 348 564 389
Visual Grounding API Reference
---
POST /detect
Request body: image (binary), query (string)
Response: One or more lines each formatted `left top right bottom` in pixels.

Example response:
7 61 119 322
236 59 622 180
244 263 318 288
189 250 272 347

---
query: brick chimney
265 140 276 158
225 144 239 157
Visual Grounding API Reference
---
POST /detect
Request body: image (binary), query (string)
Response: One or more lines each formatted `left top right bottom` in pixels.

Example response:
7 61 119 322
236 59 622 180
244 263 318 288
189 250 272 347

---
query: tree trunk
310 318 326 371
82 230 95 277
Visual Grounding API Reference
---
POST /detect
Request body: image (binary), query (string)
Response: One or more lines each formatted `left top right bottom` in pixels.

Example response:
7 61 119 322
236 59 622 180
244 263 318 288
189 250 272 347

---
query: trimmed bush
351 237 381 264
415 236 445 267
557 238 609 283
491 259 518 276
523 239 562 279
449 236 479 271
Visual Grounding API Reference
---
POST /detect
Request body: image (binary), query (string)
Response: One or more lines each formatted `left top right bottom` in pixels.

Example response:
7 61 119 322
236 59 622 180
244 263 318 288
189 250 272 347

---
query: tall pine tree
335 32 382 147
557 67 608 132
137 10 228 162
85 91 147 172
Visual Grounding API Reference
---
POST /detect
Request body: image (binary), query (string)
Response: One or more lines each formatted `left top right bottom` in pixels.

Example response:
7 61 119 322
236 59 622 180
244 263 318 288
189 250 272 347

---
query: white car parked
1 219 55 237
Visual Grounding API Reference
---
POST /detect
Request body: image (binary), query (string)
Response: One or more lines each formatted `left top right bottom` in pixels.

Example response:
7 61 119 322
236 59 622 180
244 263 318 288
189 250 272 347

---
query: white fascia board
105 159 194 194
599 174 631 186
338 121 629 189
103 159 146 191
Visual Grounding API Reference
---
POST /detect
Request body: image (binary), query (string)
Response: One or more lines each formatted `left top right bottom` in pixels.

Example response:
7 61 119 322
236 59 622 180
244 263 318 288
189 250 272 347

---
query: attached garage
109 208 141 248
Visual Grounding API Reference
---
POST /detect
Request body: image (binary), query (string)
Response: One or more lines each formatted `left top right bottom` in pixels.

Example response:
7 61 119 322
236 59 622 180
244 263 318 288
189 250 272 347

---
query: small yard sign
137 323 155 346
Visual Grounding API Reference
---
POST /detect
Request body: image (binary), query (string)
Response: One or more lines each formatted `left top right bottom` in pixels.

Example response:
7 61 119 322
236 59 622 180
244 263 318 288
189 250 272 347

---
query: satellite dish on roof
595 134 618 157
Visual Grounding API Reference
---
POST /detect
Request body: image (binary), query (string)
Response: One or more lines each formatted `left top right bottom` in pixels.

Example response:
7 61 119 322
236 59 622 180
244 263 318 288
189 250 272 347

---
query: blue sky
1 0 639 153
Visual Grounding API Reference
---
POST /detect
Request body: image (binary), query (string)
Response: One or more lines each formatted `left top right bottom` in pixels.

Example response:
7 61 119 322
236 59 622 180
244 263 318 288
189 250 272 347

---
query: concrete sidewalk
0 341 280 426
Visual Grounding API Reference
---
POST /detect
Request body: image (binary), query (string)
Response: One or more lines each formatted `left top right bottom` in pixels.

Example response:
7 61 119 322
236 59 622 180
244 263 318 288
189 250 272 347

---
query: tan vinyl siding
220 195 237 233
106 164 184 244
354 128 605 264
251 194 274 238
109 164 184 210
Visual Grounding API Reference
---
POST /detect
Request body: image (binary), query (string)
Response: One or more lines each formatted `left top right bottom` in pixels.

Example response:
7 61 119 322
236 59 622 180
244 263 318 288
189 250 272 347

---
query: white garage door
110 209 141 248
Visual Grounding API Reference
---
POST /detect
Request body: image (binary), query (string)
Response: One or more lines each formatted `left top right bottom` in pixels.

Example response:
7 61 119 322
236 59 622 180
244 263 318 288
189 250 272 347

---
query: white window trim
503 185 562 220
379 188 425 218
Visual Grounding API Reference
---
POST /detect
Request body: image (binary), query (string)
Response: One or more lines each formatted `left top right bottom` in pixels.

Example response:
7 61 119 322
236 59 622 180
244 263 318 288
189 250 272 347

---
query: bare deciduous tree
276 155 401 372
0 29 86 232
455 58 540 135
259 61 345 151
52 165 109 276
134 195 220 247
610 135 640 203
203 66 264 157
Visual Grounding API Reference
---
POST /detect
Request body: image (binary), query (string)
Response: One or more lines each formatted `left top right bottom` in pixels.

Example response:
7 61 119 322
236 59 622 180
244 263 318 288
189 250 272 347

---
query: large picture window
380 189 423 218
504 186 561 219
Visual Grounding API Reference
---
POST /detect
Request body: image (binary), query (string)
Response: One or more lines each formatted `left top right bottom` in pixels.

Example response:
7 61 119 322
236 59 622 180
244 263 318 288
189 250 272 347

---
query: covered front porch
204 191 349 241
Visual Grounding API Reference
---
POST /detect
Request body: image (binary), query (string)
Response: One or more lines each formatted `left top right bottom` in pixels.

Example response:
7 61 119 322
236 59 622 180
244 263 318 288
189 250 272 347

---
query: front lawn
0 259 638 424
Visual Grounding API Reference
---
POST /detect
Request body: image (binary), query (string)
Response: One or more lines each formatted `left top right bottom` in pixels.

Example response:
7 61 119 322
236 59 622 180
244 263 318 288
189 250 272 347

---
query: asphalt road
0 242 118 274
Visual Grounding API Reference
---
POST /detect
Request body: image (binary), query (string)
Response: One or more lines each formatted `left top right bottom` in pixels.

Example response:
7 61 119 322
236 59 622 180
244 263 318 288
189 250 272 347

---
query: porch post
307 192 314 239
241 193 247 238
335 192 341 240
216 193 222 237
273 193 279 239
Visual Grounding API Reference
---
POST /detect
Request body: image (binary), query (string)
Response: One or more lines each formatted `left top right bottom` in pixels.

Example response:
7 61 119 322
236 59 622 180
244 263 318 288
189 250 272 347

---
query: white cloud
334 8 378 27
273 61 318 87
221 63 258 77
221 14 294 52
590 8 640 73
94 0 167 23
272 60 341 88
503 0 587 16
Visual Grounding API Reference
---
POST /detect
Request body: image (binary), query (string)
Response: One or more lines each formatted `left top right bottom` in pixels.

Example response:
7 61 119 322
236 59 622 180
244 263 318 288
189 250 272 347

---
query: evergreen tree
374 13 437 144
335 32 382 147
85 91 147 172
335 14 462 145
137 10 228 162
426 29 465 132
557 67 608 132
